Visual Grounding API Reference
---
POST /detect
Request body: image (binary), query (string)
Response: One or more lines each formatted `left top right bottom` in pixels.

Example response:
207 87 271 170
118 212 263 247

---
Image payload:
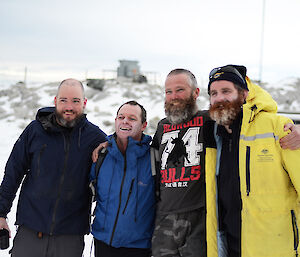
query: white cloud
0 0 300 84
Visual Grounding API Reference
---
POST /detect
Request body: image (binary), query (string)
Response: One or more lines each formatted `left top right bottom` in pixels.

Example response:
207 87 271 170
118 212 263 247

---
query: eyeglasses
209 65 245 84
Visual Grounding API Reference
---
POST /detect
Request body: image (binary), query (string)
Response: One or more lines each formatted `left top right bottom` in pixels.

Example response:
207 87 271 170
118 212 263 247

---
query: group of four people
0 65 300 257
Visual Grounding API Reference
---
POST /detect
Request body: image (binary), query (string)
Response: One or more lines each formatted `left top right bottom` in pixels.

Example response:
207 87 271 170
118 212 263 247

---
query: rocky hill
0 77 299 136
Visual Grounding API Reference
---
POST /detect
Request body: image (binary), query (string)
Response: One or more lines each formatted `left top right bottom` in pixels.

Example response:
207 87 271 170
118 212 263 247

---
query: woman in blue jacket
90 101 155 257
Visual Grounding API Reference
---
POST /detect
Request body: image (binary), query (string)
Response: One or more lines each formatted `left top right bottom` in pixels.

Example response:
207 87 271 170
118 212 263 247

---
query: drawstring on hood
248 105 257 123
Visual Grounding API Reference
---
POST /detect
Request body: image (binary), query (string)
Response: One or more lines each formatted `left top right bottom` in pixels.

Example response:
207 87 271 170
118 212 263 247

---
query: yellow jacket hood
244 76 277 115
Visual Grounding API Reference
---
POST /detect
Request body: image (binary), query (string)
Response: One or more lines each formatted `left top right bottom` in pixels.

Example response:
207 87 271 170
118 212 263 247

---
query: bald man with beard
0 79 107 257
151 69 213 257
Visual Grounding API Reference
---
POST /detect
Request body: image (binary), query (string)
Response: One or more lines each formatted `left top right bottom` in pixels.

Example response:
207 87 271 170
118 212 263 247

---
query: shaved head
57 78 85 98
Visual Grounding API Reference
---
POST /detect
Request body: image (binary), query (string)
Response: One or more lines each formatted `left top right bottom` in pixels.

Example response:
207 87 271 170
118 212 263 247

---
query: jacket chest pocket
240 143 287 197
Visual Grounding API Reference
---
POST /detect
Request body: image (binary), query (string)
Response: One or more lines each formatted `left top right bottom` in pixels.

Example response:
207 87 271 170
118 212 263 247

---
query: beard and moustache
165 94 198 125
209 92 245 126
55 109 84 128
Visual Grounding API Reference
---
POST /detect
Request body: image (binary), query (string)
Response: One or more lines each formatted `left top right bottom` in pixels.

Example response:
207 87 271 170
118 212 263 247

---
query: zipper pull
122 179 135 214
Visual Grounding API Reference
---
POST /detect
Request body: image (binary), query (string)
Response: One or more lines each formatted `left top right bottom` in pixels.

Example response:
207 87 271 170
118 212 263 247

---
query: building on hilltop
117 60 147 83
117 60 140 78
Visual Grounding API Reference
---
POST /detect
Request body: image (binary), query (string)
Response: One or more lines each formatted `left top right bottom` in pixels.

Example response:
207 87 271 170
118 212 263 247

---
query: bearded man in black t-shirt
151 69 213 257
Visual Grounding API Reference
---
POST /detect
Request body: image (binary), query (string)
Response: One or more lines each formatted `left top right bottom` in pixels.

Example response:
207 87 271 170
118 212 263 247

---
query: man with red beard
151 69 215 257
207 65 300 257
0 79 107 257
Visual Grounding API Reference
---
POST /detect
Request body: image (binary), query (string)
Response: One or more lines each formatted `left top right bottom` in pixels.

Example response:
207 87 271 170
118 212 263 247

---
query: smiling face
165 73 199 103
115 103 147 142
209 80 248 126
54 80 87 127
164 73 199 124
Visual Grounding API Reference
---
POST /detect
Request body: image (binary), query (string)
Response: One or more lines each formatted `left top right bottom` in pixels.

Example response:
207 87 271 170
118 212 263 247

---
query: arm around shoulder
277 119 300 195
280 123 300 150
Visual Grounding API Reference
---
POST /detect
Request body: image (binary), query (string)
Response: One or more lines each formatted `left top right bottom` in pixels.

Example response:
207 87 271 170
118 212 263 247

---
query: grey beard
55 111 84 128
57 117 77 128
165 104 198 124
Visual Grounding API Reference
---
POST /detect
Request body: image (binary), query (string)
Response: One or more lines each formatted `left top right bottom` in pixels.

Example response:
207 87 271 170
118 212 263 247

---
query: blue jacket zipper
109 156 127 245
122 178 135 214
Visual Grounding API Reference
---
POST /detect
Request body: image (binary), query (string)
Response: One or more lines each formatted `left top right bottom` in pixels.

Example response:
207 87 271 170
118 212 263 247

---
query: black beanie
208 64 248 93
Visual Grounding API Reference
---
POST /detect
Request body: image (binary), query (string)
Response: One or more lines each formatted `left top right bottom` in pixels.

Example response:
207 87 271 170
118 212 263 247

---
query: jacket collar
36 107 87 132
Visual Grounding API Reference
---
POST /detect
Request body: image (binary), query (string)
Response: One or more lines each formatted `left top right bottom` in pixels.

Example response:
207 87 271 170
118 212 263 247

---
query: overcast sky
1 0 300 85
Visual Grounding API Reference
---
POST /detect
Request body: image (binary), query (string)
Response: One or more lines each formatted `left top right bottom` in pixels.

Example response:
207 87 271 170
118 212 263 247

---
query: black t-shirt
152 110 213 214
217 112 242 256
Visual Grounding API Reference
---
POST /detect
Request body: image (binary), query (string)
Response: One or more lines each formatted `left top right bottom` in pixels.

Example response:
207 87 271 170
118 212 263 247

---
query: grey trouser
152 208 206 257
10 226 84 257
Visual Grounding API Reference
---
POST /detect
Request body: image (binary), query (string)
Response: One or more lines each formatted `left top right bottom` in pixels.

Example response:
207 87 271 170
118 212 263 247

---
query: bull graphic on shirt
166 137 190 167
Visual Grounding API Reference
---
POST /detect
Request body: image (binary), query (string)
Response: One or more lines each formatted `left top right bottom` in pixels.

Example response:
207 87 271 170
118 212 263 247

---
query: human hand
280 123 300 150
0 217 11 238
92 141 109 162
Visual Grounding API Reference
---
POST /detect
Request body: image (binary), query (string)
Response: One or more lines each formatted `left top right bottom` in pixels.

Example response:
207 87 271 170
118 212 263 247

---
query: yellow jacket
205 78 300 257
